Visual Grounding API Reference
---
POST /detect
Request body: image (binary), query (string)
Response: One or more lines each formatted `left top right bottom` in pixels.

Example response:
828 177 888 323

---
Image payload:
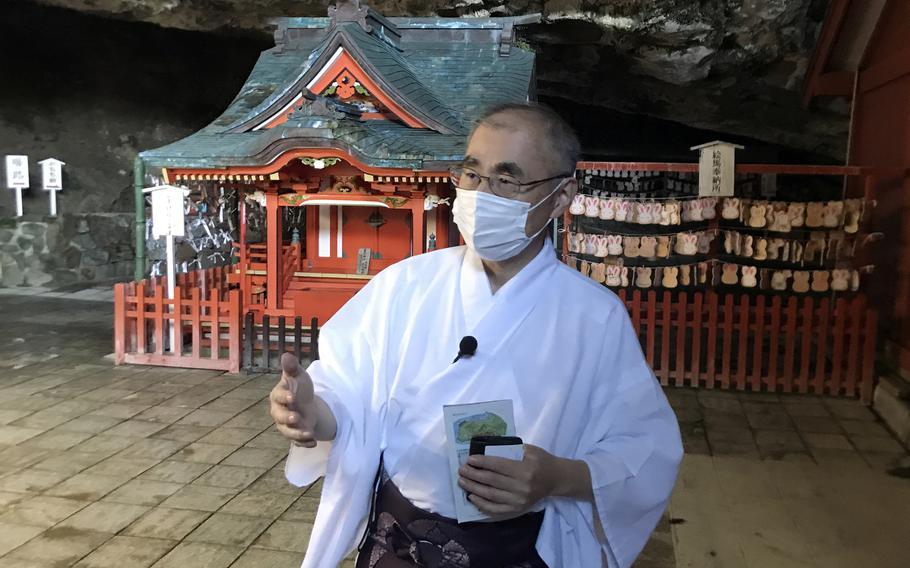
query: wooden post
114 284 126 365
266 192 283 310
228 289 241 373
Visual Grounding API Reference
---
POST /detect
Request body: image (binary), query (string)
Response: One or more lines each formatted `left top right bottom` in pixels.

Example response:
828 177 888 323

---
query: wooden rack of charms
564 167 877 295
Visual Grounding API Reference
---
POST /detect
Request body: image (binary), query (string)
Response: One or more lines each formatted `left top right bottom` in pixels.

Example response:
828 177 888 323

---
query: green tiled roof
140 14 536 171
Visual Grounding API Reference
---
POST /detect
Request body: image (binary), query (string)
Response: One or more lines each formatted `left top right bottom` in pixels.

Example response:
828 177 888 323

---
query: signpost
691 141 744 197
143 184 189 353
5 155 29 217
39 158 64 216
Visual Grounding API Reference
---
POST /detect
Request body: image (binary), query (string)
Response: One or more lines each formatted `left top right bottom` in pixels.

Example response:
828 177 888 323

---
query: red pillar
410 199 424 257
266 192 283 311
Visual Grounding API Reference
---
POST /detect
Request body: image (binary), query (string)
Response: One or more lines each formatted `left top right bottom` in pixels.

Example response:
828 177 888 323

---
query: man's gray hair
470 102 581 175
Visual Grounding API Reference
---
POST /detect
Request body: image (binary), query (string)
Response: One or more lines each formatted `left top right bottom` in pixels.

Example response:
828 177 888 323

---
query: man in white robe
270 103 683 568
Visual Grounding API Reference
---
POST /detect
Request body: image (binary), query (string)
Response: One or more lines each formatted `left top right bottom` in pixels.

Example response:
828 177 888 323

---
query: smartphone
469 435 523 456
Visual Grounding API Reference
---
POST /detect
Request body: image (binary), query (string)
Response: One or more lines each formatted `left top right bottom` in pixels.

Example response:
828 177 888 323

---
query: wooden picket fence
242 312 320 372
114 277 242 372
616 289 878 400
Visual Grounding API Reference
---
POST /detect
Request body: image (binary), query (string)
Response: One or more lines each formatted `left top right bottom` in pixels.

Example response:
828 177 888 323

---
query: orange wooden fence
114 277 242 373
617 289 878 401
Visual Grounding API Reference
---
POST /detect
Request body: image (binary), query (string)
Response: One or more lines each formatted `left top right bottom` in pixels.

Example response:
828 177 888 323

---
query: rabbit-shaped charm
606 235 623 256
594 235 609 258
606 265 622 287
569 194 585 216
722 198 741 220
741 266 758 288
624 236 641 258
635 267 653 288
615 201 631 222
584 196 600 218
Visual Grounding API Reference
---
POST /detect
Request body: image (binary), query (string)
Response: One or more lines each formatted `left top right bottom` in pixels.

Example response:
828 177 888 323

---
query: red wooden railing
114 277 242 373
617 289 878 401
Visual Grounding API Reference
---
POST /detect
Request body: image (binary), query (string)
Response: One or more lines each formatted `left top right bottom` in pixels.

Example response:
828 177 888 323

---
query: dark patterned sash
355 477 548 568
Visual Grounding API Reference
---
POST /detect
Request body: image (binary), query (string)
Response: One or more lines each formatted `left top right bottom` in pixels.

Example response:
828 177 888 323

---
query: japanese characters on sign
5 155 29 189
145 185 188 238
40 158 65 191
692 141 742 198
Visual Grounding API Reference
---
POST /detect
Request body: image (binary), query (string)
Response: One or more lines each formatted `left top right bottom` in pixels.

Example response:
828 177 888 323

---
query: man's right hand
270 353 321 448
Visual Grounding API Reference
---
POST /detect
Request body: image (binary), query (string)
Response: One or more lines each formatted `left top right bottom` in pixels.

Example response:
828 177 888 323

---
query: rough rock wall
0 215 134 287
26 0 847 158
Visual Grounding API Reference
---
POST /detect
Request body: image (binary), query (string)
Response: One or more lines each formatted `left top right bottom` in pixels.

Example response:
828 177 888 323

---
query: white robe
285 241 683 568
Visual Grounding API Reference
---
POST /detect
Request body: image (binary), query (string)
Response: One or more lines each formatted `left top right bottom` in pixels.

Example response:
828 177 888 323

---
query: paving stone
135 406 194 424
83 457 161 478
160 484 239 512
78 388 137 403
802 432 854 450
230 548 304 568
221 447 287 469
809 447 869 468
0 495 90 527
0 522 45 556
57 501 150 533
197 427 263 447
754 430 808 459
102 419 169 439
6 527 111 565
185 512 272 547
73 535 177 568
54 415 125 434
791 415 843 434
200 397 259 414
116 438 188 460
707 427 754 446
280 495 320 522
0 425 45 445
10 408 80 430
0 446 51 470
90 403 152 419
783 402 833 418
245 430 293 450
860 451 910 473
177 409 237 428
0 490 27 511
47 472 131 501
21 429 94 450
698 396 744 414
0 410 33 425
102 479 185 506
72 434 142 457
124 507 211 540
672 406 703 423
149 542 243 568
31 451 106 476
826 403 876 421
703 409 750 429
223 409 274 430
172 443 237 464
708 441 760 458
0 467 69 493
47 399 107 415
252 520 313 553
244 474 306 496
848 434 906 453
140 460 212 484
745 411 795 431
151 424 215 443
193 465 267 490
839 419 894 438
220 490 298 519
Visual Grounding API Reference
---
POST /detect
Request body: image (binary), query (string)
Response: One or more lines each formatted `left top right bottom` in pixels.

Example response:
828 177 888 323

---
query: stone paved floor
0 293 907 567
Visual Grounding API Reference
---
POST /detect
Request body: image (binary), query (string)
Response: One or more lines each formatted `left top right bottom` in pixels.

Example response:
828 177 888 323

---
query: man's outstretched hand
270 353 329 448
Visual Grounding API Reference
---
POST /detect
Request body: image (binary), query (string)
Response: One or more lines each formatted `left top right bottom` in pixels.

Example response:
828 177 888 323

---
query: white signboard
5 155 29 189
145 185 188 238
40 158 64 190
691 141 743 197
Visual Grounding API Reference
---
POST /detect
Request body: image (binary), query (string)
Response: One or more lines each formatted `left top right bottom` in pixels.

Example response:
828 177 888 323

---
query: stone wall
0 214 135 288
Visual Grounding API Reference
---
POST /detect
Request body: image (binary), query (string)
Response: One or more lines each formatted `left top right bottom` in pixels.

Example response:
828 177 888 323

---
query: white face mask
452 183 563 261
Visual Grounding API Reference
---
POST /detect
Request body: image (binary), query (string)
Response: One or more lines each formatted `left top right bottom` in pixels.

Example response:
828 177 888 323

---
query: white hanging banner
691 141 743 197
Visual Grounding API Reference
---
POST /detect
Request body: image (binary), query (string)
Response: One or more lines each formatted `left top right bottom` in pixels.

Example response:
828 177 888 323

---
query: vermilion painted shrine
115 0 879 402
